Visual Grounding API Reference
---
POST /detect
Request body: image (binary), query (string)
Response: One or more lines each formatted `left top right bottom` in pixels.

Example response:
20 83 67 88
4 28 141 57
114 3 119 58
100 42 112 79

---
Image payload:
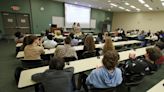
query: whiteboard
90 19 96 28
52 16 64 27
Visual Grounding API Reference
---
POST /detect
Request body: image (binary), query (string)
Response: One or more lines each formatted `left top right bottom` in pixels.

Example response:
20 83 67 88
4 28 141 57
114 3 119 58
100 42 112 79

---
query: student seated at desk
14 31 24 43
96 33 103 43
54 37 78 59
83 35 95 52
155 42 164 55
102 37 115 54
43 34 57 49
24 35 45 60
86 50 122 89
32 57 75 92
69 33 79 46
145 47 164 71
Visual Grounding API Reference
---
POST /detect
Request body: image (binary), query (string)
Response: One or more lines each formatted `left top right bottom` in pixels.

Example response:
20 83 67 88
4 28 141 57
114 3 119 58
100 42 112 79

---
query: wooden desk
18 46 153 88
147 79 164 92
126 35 138 38
16 40 141 58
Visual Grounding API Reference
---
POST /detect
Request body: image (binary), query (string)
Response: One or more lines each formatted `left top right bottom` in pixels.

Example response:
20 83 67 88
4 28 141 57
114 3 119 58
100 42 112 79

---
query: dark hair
98 33 103 40
156 42 164 50
146 47 162 61
102 50 119 70
49 57 65 70
69 33 74 39
21 36 31 50
14 31 22 38
28 35 38 44
47 35 53 40
64 36 71 44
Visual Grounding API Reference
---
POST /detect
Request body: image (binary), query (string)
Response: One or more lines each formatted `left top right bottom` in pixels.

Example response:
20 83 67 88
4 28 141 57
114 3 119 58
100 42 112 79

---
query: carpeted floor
0 40 163 92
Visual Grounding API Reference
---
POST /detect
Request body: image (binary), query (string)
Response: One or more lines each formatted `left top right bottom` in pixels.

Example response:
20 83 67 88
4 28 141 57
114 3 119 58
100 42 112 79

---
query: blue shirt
86 67 122 88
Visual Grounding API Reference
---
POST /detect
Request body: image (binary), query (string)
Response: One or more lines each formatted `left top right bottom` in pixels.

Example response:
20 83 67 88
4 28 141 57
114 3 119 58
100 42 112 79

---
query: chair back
82 50 96 59
64 57 77 65
21 59 43 69
90 87 116 92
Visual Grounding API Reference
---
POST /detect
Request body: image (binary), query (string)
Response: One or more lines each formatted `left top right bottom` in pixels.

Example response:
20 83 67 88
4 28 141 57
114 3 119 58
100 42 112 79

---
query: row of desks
16 40 142 59
18 45 153 88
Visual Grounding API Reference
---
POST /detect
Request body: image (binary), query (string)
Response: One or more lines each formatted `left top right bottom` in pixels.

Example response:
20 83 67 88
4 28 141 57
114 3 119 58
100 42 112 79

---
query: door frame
1 12 32 35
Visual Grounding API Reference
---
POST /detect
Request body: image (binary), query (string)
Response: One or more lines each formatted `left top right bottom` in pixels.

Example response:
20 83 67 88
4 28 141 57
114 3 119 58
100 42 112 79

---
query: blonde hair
103 37 115 54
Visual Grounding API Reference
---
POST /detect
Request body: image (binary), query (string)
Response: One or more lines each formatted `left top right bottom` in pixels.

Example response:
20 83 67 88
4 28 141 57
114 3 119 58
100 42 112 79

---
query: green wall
0 0 31 34
0 0 113 34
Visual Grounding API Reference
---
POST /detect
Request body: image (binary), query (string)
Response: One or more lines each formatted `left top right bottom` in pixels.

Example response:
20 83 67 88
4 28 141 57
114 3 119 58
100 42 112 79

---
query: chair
125 74 144 92
64 57 77 65
82 50 96 59
21 59 43 69
90 87 116 92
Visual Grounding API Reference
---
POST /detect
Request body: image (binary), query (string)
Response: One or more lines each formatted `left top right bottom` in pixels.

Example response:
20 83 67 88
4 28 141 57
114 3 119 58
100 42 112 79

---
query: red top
156 56 164 64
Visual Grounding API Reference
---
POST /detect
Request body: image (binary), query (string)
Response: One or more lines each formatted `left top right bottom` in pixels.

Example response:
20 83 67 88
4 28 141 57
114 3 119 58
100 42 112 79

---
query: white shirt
43 40 57 49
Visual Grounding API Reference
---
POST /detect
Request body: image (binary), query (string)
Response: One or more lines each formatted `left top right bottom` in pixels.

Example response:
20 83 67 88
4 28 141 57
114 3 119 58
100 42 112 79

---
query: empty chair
21 59 43 69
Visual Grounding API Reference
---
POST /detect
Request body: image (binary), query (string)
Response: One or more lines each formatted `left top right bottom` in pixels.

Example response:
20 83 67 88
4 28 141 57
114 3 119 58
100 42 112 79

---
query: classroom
0 0 164 92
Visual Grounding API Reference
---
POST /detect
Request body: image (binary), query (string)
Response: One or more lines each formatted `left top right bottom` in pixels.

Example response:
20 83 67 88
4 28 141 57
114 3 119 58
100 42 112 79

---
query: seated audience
103 37 115 54
43 34 57 49
86 50 122 89
155 42 164 55
32 56 74 92
14 31 24 43
69 33 79 46
96 33 103 43
124 51 150 82
83 35 95 52
54 37 78 59
145 47 164 71
24 35 45 60
20 36 31 51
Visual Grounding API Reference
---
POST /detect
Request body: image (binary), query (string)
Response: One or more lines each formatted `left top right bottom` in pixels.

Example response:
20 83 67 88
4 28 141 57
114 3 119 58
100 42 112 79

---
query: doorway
2 12 31 38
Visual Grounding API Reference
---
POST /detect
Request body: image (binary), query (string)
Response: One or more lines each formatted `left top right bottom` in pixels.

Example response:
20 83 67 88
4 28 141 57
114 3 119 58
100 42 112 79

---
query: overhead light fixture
125 2 130 5
99 7 102 9
74 2 78 4
108 0 111 2
162 2 164 6
89 4 91 7
148 7 153 10
119 6 125 10
144 4 150 7
161 0 164 1
108 9 111 11
110 3 118 7
136 8 141 11
130 5 136 8
126 9 131 12
138 0 145 4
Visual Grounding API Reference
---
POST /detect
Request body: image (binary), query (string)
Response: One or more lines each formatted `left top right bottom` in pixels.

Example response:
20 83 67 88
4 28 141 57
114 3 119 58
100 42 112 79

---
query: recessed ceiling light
136 8 141 11
99 7 102 9
162 2 164 6
125 2 130 5
130 5 136 8
138 0 145 4
126 9 131 12
110 3 118 7
108 9 111 11
119 6 125 10
108 0 111 2
148 7 153 10
144 4 150 7
74 2 78 4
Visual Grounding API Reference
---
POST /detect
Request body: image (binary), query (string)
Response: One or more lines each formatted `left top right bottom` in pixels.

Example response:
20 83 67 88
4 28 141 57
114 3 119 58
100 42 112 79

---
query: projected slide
65 4 91 28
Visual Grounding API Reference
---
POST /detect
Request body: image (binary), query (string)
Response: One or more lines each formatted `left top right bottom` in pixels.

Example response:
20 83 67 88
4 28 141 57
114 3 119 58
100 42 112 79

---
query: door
2 12 31 38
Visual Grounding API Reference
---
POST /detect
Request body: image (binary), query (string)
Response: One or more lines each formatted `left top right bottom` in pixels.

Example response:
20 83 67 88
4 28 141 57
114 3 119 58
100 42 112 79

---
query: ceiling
53 0 164 12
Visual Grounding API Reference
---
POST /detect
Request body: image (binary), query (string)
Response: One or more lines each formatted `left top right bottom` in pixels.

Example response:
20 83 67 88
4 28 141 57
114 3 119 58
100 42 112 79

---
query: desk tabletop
16 40 141 59
18 46 153 88
147 79 164 92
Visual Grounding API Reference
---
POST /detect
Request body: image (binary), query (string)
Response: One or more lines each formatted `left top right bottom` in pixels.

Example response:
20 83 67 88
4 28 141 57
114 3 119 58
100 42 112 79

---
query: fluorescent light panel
130 5 136 8
119 6 125 10
144 4 150 7
110 3 118 7
138 0 145 4
125 2 130 5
